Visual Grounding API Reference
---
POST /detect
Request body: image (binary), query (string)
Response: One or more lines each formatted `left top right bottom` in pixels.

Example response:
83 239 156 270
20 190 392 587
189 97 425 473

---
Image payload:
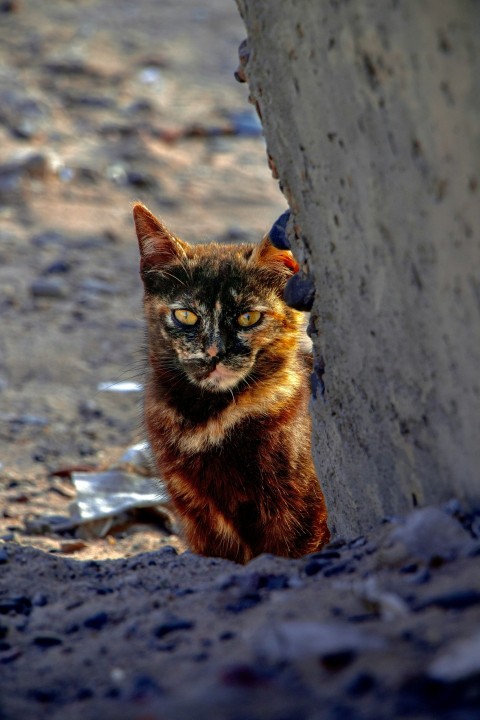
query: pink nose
206 345 218 357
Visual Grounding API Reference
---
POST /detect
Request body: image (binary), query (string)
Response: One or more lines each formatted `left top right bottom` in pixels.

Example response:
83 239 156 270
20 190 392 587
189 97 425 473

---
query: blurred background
0 0 285 555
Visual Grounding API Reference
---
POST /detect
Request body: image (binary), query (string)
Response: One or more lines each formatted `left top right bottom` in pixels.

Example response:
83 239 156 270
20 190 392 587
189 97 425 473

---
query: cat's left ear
250 234 299 275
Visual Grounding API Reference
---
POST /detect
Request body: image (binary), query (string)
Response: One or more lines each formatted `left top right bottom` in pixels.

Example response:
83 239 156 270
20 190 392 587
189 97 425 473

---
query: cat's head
133 203 302 393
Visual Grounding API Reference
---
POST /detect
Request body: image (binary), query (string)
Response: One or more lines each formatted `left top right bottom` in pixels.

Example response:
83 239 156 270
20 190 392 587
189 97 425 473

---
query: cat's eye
237 310 262 327
173 309 198 326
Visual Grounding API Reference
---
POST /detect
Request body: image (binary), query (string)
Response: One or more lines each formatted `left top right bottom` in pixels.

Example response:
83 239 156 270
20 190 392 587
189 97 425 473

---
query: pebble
32 633 63 648
415 589 480 612
83 611 109 630
0 596 32 616
385 507 474 564
304 559 331 576
346 672 376 697
154 617 194 638
255 620 384 662
31 593 48 607
30 277 68 299
225 592 262 614
31 230 67 247
43 259 71 274
429 631 480 682
79 278 117 295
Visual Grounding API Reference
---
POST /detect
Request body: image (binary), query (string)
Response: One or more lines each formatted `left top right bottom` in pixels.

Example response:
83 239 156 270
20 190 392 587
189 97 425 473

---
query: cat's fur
133 202 329 563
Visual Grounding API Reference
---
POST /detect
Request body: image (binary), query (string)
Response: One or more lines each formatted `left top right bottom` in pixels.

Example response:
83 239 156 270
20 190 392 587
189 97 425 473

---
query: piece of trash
70 469 168 522
25 441 173 540
115 441 154 476
97 381 143 393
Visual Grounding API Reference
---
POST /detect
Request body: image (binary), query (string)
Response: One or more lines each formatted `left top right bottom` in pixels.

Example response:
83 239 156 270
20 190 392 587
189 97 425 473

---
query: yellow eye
237 310 261 327
173 309 198 326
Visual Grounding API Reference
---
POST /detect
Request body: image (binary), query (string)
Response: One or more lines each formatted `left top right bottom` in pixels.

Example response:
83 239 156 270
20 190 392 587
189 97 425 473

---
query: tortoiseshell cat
133 203 329 563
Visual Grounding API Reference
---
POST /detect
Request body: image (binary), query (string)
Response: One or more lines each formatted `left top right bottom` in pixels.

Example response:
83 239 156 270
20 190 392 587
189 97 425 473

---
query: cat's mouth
194 362 246 391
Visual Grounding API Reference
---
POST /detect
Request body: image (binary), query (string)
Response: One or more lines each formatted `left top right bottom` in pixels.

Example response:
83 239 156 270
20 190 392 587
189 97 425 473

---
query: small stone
129 674 163 700
429 631 480 682
384 507 474 564
154 617 194 638
323 561 350 577
32 593 48 607
304 559 331 576
79 278 116 295
0 596 32 616
415 589 480 612
347 672 376 697
30 278 67 299
31 231 67 248
258 573 290 590
0 548 8 564
254 621 383 662
84 611 109 630
43 260 71 274
32 633 63 648
221 663 271 687
225 592 262 614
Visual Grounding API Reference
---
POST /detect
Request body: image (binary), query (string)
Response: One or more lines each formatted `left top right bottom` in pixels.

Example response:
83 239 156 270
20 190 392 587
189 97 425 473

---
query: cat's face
133 203 301 393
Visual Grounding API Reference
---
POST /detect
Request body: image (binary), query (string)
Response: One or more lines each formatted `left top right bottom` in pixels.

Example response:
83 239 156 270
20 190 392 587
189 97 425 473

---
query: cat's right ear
133 203 188 270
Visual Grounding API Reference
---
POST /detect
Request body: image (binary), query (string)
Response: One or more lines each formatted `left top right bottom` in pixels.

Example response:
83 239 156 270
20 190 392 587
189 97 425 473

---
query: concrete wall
236 0 480 537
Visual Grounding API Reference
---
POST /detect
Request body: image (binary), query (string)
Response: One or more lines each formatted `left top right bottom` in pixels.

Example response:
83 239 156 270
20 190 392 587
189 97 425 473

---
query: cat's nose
206 335 226 359
206 345 219 357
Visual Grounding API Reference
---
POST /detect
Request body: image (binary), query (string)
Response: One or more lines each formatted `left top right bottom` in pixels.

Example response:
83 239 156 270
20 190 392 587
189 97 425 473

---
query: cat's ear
133 202 188 270
250 234 299 275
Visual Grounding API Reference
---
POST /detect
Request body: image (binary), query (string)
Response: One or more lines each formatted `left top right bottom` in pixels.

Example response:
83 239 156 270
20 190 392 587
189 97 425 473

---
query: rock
79 278 117 295
382 507 474 565
154 617 194 638
30 277 68 299
0 596 32 616
415 589 480 612
253 620 383 662
32 633 63 648
31 230 67 248
43 260 71 274
83 611 109 630
303 558 332 576
429 631 480 682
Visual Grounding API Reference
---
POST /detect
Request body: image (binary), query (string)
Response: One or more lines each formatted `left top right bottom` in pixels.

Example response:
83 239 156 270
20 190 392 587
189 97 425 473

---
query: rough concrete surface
236 0 480 537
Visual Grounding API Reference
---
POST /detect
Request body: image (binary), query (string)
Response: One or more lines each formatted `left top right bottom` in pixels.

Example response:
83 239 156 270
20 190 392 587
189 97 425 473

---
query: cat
133 202 330 563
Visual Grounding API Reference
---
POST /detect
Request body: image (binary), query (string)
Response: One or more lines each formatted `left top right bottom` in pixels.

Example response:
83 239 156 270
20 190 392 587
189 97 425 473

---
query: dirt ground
1 2 480 719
